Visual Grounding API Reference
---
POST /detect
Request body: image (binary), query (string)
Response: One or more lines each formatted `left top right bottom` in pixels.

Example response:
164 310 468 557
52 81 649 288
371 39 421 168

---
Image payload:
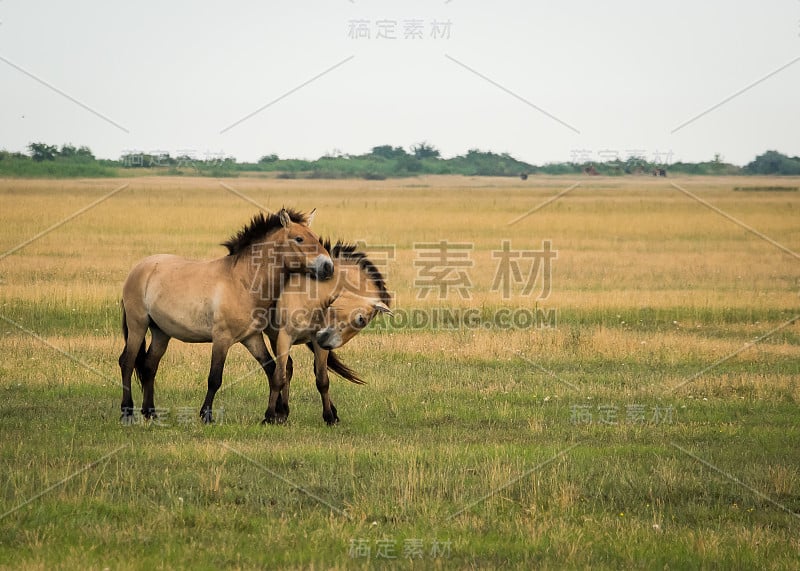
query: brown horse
258 239 392 425
119 208 333 423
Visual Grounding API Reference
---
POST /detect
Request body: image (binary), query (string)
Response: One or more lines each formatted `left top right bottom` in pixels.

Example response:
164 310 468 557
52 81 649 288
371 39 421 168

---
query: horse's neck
341 264 376 297
237 241 287 306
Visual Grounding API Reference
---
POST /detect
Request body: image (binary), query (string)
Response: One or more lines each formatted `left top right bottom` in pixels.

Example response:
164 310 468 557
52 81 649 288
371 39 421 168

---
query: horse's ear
278 208 291 228
373 301 393 316
324 293 340 309
306 208 317 226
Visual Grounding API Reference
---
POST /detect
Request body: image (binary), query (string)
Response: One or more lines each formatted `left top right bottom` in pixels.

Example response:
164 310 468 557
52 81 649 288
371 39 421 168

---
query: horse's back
123 254 196 295
122 254 233 342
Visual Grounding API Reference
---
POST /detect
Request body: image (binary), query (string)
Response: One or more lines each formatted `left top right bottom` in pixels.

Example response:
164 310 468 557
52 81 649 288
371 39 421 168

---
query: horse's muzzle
310 255 334 281
316 327 342 350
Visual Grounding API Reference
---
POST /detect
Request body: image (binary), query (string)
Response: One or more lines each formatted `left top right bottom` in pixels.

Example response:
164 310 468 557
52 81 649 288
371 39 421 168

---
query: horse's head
275 208 333 280
314 292 392 350
310 240 392 349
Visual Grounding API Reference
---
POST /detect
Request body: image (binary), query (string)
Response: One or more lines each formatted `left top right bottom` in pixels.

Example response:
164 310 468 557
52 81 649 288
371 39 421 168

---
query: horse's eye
294 236 304 244
356 315 367 328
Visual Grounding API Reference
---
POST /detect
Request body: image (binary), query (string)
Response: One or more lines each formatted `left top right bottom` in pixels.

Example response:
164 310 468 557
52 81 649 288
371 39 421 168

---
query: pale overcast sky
1 1 798 165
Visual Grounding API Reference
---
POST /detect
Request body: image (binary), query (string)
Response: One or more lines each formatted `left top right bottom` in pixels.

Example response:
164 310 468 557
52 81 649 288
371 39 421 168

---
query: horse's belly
147 301 214 343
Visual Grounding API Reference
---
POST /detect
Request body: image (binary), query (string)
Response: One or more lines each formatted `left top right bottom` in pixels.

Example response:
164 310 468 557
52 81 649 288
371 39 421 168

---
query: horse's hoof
120 410 135 425
275 394 290 416
323 405 339 426
199 409 214 424
142 408 157 420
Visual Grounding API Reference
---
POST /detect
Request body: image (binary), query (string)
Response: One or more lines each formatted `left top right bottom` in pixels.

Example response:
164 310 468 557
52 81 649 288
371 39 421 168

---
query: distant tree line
2 142 800 179
743 150 800 175
0 143 114 177
253 144 534 179
27 143 95 162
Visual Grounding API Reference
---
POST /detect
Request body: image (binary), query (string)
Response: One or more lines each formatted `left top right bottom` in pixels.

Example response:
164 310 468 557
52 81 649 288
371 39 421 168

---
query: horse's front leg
313 343 338 426
140 325 170 419
199 338 232 424
241 334 286 421
263 332 291 425
277 354 294 418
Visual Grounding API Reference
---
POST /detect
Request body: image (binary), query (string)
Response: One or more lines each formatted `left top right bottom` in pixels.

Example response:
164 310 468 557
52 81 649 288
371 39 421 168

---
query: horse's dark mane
222 209 308 256
323 238 391 306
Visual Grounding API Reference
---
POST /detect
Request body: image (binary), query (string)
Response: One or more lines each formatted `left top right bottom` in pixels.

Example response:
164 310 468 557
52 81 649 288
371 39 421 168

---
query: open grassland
1 175 799 569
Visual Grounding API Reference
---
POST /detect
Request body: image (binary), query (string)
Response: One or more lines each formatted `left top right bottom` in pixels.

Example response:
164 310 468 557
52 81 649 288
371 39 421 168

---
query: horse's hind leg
119 307 148 422
313 346 338 426
199 338 232 424
140 325 170 418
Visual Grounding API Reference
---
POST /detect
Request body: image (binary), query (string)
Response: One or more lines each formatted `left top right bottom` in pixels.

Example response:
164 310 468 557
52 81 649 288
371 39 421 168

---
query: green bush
0 154 117 178
744 150 800 175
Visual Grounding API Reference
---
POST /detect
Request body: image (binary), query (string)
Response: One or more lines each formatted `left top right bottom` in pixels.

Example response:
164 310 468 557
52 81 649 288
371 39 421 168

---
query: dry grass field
0 174 799 569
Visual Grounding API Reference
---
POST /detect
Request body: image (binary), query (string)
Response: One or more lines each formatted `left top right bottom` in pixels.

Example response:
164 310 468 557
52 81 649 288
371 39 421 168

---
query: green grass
0 157 118 178
3 297 797 338
1 175 799 569
1 317 799 568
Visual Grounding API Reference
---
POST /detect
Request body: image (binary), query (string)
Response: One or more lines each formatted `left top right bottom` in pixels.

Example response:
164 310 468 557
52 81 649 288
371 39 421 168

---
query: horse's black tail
328 350 366 384
307 343 365 384
121 300 147 386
